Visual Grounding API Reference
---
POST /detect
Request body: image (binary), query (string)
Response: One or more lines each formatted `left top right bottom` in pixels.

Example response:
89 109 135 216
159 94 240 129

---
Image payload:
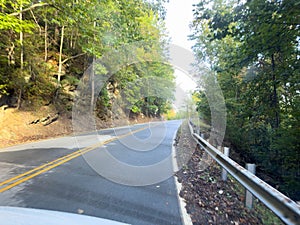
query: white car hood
0 206 130 225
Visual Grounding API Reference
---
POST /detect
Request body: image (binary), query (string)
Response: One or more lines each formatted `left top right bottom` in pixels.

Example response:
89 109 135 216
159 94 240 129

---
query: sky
164 0 199 110
165 0 199 50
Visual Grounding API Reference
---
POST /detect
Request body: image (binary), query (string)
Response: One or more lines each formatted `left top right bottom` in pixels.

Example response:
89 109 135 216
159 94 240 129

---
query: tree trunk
44 20 48 62
53 11 59 45
7 42 15 66
90 57 95 113
17 89 22 109
30 9 41 35
20 7 23 71
70 30 73 49
90 21 96 113
54 25 65 101
58 25 64 85
73 29 77 49
271 54 280 129
17 3 24 110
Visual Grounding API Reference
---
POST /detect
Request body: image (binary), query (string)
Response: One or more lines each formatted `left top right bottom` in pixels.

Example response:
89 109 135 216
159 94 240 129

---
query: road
0 120 183 225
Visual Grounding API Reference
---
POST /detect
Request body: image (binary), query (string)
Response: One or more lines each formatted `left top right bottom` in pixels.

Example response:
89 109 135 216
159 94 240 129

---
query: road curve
0 120 183 225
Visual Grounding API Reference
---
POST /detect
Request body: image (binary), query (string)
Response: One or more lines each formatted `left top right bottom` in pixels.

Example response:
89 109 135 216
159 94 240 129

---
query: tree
190 0 300 200
0 0 175 123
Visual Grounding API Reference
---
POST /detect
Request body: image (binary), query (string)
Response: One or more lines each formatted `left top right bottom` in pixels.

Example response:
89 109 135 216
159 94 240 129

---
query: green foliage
194 90 210 123
0 0 174 119
0 0 35 32
119 62 174 117
191 0 300 200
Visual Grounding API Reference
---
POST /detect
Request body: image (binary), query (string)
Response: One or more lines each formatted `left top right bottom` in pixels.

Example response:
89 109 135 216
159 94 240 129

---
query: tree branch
9 3 49 16
30 9 42 34
62 53 86 64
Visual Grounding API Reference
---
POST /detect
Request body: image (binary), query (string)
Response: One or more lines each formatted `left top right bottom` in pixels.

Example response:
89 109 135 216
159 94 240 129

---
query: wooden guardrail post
245 163 256 209
221 147 230 181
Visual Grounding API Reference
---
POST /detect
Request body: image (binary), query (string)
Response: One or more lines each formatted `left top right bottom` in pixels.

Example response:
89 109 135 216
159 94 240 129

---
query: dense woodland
191 0 300 200
0 0 173 119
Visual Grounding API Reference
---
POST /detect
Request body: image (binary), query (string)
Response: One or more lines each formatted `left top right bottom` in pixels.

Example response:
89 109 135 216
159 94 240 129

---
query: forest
0 0 173 120
190 0 300 200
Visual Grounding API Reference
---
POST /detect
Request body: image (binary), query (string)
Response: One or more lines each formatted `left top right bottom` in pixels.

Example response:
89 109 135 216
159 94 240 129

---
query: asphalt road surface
0 120 183 225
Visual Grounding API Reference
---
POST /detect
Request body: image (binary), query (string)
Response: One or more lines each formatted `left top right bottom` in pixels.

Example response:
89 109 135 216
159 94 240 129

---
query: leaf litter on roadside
174 122 264 225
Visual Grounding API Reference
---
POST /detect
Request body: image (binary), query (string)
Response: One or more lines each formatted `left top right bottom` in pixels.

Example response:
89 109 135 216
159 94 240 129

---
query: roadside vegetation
0 0 173 121
190 0 300 201
175 121 284 225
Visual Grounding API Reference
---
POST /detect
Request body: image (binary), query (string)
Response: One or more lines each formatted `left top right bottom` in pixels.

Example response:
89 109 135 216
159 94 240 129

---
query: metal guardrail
188 120 300 225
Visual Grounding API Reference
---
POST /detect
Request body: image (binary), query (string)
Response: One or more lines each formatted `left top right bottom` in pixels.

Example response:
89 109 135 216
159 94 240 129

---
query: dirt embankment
0 107 72 148
0 106 161 148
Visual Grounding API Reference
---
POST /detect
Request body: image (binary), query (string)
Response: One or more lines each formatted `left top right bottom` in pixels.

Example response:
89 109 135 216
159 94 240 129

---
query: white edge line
171 122 193 225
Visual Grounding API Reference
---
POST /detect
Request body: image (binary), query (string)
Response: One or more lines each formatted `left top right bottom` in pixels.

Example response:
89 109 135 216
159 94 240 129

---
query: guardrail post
191 131 300 223
245 163 256 209
221 147 230 181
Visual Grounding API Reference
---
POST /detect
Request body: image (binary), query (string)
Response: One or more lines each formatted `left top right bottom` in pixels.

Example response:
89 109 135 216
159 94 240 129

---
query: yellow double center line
0 125 152 193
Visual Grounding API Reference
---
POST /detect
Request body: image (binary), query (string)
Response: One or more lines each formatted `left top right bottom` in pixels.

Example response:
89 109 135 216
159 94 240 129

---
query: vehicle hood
0 206 130 225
